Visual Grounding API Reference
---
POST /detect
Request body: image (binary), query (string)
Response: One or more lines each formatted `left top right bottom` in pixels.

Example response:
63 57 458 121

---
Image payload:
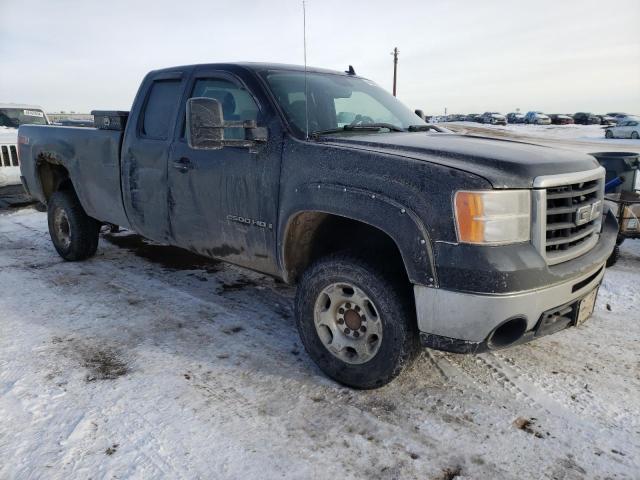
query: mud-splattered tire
606 245 620 268
295 252 418 389
47 190 100 261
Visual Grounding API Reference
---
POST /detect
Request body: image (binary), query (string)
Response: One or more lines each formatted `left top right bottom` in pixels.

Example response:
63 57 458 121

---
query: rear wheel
47 190 100 261
632 131 639 139
295 252 418 389
605 130 613 139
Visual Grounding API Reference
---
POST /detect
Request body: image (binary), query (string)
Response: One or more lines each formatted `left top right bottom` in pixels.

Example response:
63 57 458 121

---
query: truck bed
18 124 129 228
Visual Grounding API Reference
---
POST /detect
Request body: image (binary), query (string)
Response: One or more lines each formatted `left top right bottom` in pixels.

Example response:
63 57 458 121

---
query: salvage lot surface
1 131 640 479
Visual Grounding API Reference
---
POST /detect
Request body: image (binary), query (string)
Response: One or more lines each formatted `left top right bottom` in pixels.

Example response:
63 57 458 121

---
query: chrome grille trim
533 167 605 188
0 143 19 168
532 167 605 265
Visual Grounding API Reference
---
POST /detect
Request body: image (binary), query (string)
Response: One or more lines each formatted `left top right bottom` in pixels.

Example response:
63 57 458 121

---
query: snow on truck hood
321 132 601 188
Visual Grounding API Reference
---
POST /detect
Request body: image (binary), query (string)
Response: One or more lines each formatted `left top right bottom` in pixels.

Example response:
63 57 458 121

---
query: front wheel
47 190 100 261
605 130 614 139
632 131 639 139
295 252 418 389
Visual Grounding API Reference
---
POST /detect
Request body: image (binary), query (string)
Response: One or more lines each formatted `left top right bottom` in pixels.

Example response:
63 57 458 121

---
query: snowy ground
1 207 639 479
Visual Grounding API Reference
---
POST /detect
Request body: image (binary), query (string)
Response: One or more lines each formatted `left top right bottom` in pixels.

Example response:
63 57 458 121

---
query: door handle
172 157 193 173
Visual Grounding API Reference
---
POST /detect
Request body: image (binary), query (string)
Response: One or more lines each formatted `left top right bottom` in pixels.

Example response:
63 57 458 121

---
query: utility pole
391 47 399 97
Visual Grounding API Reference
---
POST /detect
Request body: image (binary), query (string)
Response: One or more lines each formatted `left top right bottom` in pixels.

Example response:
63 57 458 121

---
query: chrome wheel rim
314 282 383 365
53 208 71 249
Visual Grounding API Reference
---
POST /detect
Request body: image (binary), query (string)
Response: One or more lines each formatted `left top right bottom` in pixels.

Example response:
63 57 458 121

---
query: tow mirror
186 97 224 149
186 97 268 150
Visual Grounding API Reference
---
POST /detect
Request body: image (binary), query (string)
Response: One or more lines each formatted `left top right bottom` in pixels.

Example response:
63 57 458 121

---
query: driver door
167 70 283 275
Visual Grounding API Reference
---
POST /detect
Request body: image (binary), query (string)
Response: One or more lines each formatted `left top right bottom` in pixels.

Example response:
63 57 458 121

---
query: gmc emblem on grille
575 200 602 226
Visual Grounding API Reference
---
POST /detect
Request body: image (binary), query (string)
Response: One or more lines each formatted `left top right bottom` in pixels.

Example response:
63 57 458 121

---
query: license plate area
576 288 598 326
535 287 598 337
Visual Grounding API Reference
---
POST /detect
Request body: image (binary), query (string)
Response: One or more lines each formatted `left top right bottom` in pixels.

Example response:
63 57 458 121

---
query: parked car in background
506 112 525 124
605 119 640 139
481 112 507 125
465 114 482 122
597 115 616 126
448 114 466 122
0 103 49 186
606 113 630 124
617 115 640 124
573 112 601 125
549 114 575 125
524 111 551 125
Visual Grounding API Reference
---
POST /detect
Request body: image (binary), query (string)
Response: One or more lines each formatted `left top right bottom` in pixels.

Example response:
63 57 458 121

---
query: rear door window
141 79 182 139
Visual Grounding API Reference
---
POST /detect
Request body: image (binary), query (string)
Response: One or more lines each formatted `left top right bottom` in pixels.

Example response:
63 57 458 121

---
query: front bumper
414 209 617 354
415 261 605 353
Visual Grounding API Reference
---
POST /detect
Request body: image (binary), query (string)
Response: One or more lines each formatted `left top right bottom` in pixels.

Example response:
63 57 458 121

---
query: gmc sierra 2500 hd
18 63 617 388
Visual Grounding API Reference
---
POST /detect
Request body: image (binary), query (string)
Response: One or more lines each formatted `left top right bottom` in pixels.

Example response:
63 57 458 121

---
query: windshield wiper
408 124 451 133
350 123 405 132
310 123 404 137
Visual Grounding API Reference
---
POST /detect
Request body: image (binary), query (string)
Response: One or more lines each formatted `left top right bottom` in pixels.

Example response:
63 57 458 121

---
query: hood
320 132 600 188
0 127 18 144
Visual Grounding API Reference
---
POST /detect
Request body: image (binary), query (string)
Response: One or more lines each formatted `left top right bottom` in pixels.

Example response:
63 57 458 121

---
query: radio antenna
303 0 309 140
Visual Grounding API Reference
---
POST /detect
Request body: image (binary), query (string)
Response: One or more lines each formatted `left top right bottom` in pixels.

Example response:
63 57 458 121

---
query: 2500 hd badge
226 214 273 230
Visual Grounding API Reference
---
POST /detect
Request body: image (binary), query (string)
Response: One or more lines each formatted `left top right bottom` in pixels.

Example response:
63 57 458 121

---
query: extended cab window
141 79 182 139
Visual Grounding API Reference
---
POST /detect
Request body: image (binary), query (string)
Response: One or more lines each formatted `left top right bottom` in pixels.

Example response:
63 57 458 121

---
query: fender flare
279 182 437 286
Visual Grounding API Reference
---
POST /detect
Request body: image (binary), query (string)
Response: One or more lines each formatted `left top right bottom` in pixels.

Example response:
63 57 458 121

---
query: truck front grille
532 167 605 265
0 144 19 167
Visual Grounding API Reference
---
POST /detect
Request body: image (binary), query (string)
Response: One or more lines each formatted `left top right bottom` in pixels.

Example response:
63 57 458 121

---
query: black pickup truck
18 63 617 388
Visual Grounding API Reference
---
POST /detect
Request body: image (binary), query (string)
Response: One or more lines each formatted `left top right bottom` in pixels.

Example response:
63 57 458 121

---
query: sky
1 0 639 115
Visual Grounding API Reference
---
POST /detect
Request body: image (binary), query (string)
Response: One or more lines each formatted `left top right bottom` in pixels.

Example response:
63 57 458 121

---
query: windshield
262 71 425 137
0 108 47 128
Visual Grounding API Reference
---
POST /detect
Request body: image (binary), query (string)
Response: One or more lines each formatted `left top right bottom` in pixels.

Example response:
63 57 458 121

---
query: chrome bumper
414 262 606 344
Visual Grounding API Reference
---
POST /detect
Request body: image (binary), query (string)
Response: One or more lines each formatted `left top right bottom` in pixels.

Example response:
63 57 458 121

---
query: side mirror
186 96 268 150
186 97 224 150
415 109 425 120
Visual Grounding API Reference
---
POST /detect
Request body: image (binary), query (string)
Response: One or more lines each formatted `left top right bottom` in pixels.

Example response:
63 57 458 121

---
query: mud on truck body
18 63 617 388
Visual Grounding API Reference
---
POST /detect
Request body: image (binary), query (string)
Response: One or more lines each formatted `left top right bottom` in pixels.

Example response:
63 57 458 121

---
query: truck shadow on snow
102 233 225 274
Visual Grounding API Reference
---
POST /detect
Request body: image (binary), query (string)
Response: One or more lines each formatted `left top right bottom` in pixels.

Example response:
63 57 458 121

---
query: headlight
454 190 531 244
